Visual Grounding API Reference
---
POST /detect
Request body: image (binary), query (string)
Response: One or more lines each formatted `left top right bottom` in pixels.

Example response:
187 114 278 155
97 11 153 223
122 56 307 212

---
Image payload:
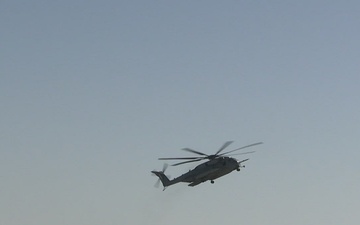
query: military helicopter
152 141 263 190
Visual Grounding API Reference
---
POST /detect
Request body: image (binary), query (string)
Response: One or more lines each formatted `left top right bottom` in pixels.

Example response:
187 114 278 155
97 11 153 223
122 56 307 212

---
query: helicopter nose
231 158 240 167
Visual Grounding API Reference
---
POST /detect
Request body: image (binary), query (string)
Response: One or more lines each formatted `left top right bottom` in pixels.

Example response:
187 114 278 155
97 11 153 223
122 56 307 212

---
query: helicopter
152 141 263 190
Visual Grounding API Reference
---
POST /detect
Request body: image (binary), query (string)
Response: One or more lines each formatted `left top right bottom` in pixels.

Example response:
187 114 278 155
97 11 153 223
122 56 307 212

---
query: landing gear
237 165 245 171
211 180 214 184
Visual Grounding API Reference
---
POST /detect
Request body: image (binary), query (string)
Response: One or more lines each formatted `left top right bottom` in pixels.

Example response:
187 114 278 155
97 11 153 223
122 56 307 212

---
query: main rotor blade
182 148 208 156
215 141 234 155
158 157 202 160
225 151 256 157
171 158 203 166
219 142 263 156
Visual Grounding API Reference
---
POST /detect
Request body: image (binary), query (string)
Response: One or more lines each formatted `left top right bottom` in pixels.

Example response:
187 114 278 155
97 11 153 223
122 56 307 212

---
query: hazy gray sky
1 1 360 225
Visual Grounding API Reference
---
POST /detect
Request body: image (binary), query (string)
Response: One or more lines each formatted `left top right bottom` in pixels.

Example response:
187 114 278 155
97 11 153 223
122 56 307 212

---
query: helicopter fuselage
152 156 243 188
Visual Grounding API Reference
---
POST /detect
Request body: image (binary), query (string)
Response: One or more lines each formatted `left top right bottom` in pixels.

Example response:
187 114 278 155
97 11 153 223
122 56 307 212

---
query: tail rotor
152 163 168 188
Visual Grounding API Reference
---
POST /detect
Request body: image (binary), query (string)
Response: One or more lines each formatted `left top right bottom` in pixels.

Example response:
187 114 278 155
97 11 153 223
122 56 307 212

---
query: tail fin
151 171 171 190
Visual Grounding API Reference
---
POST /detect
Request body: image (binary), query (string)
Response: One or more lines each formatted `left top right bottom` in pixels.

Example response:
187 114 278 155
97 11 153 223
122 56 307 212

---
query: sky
1 1 360 224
